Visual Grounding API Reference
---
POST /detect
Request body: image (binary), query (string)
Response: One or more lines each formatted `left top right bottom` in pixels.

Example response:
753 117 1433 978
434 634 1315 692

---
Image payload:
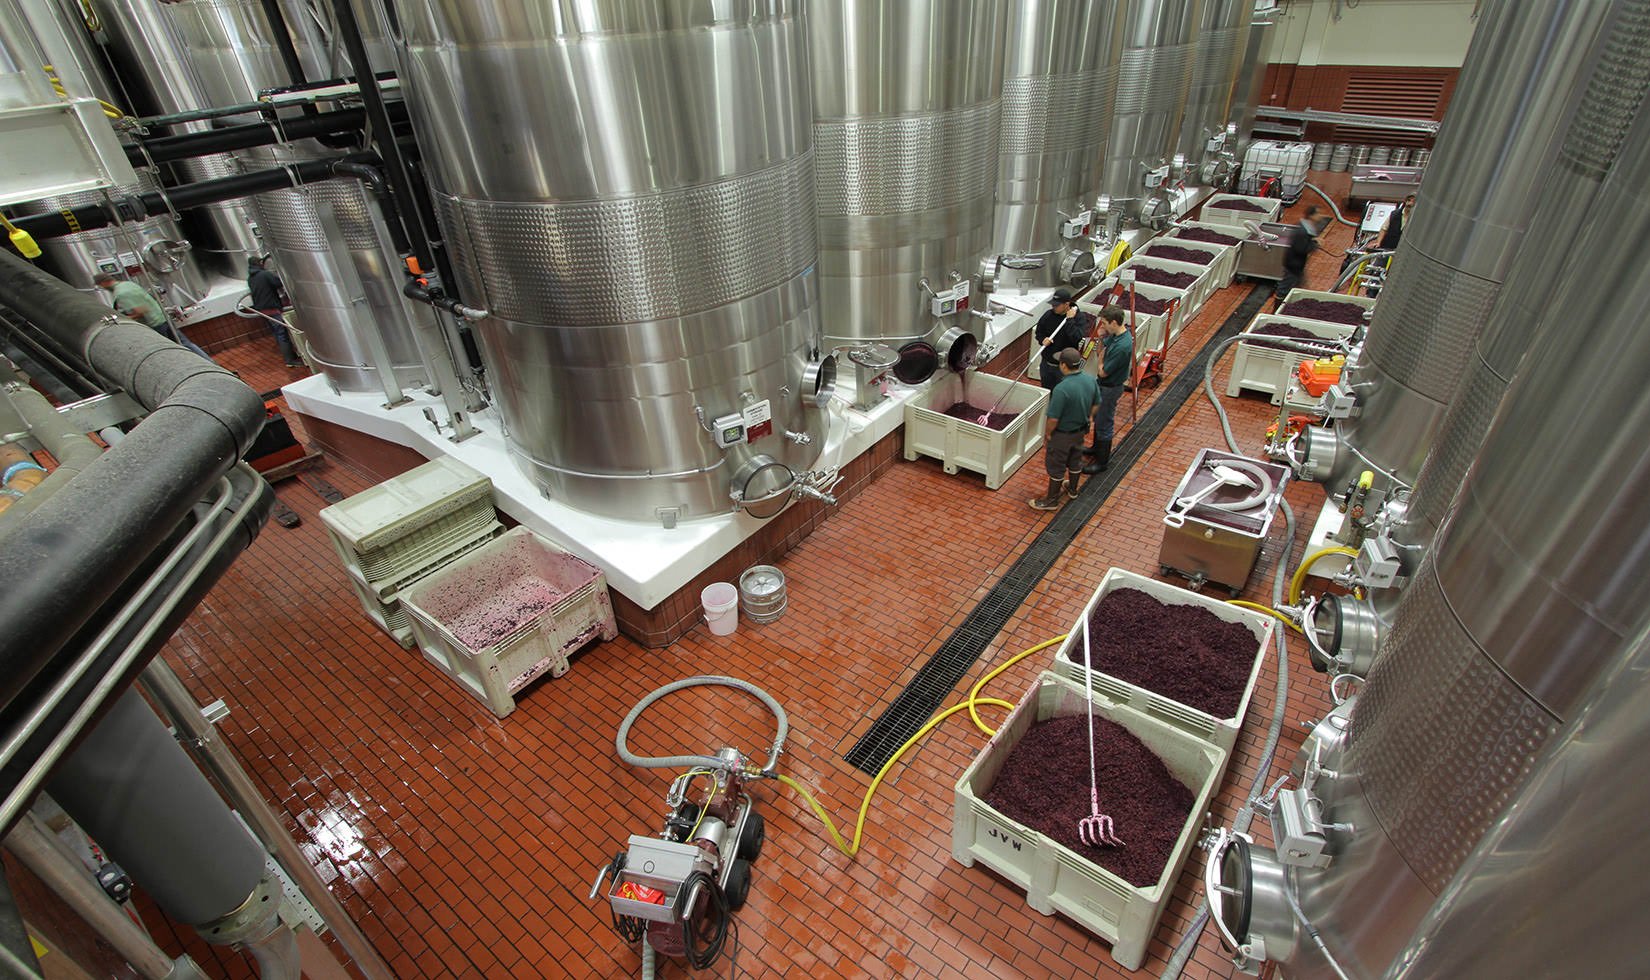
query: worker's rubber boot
1028 478 1064 511
1082 439 1112 475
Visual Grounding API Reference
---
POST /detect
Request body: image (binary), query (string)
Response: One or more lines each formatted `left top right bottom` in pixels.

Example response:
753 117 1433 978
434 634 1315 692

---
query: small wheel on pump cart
737 810 765 862
723 859 752 910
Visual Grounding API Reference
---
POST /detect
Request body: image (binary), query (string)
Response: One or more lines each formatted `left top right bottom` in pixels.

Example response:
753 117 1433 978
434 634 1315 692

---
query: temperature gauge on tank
713 413 746 448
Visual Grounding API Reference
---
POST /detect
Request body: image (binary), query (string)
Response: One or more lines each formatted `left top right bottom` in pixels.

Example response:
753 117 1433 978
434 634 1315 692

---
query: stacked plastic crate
320 457 502 648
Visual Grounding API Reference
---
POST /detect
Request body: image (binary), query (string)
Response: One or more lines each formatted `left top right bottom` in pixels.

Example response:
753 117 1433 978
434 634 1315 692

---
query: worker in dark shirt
1271 206 1326 310
1379 194 1414 251
1083 306 1133 474
247 254 303 368
1029 348 1098 511
1032 288 1089 390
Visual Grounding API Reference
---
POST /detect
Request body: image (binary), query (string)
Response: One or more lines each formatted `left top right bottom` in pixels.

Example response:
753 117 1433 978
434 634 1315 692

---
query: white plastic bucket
702 583 739 636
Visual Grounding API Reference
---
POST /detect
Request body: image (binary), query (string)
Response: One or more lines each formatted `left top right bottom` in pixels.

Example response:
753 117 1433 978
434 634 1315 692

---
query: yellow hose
778 634 1068 857
1105 240 1132 275
1340 258 1369 295
1227 599 1305 634
1289 547 1359 605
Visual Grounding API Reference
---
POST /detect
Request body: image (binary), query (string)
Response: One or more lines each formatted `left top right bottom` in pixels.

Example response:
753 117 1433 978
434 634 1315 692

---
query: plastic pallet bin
320 456 497 587
1134 242 1221 311
1084 284 1187 355
1052 567 1274 755
1227 316 1356 403
1275 288 1377 330
1166 220 1245 288
952 671 1227 971
1202 193 1284 225
1108 255 1213 322
402 527 618 718
903 372 1049 490
346 528 499 648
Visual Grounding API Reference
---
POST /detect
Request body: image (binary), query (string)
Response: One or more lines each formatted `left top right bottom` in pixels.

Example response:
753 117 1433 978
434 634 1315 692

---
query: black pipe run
0 250 264 717
10 153 378 240
127 105 388 164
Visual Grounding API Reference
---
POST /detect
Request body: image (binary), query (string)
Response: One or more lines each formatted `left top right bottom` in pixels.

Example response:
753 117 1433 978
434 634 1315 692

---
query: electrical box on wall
1061 210 1093 239
930 280 971 318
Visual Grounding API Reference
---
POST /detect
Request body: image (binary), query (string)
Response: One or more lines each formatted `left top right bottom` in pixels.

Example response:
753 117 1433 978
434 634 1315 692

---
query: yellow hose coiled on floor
1289 547 1359 605
778 635 1067 857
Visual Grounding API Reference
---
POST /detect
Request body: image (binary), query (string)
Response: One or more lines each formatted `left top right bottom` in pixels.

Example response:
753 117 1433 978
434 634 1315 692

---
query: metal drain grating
843 284 1272 774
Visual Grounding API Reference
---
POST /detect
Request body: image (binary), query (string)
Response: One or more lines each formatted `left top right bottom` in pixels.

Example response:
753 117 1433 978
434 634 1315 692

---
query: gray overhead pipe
0 362 103 531
0 250 264 715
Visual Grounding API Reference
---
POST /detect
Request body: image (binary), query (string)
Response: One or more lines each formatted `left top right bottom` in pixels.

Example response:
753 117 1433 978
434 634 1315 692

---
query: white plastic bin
320 456 497 589
953 671 1227 971
1083 283 1189 356
1227 315 1356 403
1203 192 1284 225
904 372 1050 490
1274 288 1377 330
1167 220 1245 288
1239 141 1313 201
401 527 618 717
1052 567 1274 755
702 583 739 636
1109 254 1213 322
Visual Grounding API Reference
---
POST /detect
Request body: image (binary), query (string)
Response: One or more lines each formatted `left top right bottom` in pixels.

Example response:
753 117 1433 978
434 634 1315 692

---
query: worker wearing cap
1083 306 1132 475
94 271 214 361
1033 288 1089 390
1029 347 1098 511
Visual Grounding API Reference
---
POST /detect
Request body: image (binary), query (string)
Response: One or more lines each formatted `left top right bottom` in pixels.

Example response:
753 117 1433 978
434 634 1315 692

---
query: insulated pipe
4 815 182 980
45 688 265 926
0 250 263 714
616 676 789 774
0 364 104 531
124 106 381 164
8 154 380 240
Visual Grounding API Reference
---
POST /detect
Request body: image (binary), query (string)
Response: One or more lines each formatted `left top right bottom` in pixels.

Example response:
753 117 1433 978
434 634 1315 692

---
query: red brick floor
127 181 1359 979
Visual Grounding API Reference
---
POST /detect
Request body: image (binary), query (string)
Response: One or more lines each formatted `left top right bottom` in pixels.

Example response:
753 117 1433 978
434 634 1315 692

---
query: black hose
330 160 413 255
9 153 379 240
681 872 728 970
257 0 310 93
125 106 402 164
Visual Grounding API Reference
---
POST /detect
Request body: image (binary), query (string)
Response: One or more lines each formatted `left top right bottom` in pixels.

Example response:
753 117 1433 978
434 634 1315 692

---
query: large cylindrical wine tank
392 1 827 521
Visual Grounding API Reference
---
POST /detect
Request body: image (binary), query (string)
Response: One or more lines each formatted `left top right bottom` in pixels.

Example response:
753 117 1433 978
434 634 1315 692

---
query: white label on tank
743 400 771 426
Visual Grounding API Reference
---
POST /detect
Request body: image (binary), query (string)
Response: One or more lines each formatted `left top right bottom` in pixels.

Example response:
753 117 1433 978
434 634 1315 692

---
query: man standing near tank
1032 288 1089 390
94 271 214 361
1029 348 1098 511
247 254 303 368
1082 306 1132 475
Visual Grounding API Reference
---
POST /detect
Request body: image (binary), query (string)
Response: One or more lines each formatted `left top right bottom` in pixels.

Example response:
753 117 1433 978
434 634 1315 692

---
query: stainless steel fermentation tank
147 0 429 394
990 1 1123 289
1227 3 1272 159
1099 0 1203 228
16 0 208 301
392 1 829 522
91 0 266 275
808 0 1007 349
1178 0 1251 185
1295 0 1614 495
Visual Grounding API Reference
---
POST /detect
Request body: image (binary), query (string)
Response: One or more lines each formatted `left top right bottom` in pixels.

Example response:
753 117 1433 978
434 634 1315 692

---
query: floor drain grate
843 285 1271 774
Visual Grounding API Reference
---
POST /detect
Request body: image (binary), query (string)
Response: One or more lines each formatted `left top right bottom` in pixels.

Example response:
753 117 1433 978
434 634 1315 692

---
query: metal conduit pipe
0 250 263 718
0 466 268 833
4 814 191 980
140 657 396 980
0 364 104 532
8 153 380 240
44 688 265 928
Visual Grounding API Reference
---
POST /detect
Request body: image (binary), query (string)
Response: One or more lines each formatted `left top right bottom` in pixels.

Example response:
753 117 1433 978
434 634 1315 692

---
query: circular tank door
732 455 795 520
893 341 939 385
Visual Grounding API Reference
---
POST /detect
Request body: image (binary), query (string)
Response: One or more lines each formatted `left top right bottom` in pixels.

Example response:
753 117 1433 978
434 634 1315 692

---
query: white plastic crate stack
904 372 1049 490
320 457 503 648
1051 567 1273 756
401 527 618 718
1227 313 1356 403
1239 140 1313 201
952 671 1227 971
